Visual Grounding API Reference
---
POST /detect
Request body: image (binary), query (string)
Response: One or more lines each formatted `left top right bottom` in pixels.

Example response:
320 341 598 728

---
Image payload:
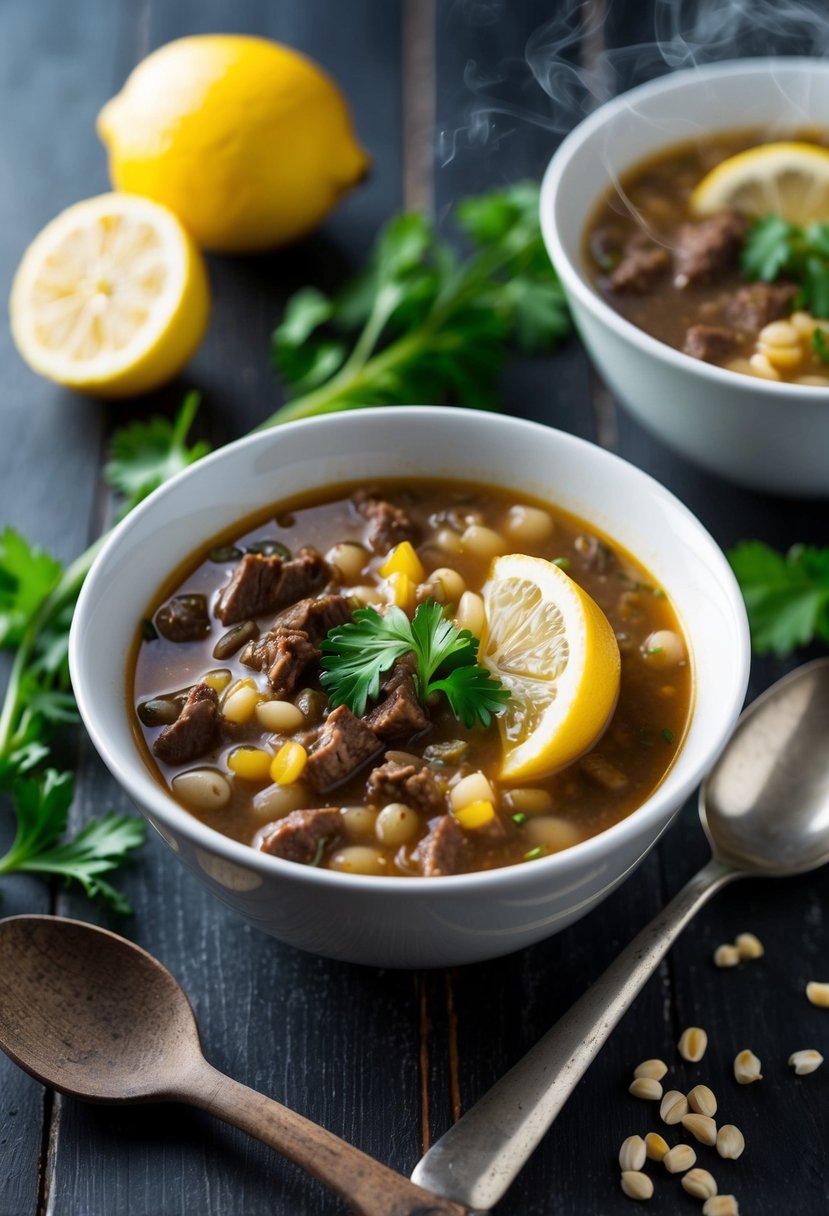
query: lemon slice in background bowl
691 141 829 223
9 193 209 397
481 553 621 782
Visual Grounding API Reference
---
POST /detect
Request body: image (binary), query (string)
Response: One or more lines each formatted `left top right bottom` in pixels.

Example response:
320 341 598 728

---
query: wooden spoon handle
181 1062 467 1216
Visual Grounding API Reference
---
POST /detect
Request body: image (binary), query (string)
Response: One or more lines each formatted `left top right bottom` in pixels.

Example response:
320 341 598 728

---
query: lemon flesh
691 141 829 224
97 35 370 253
9 193 209 398
481 554 621 782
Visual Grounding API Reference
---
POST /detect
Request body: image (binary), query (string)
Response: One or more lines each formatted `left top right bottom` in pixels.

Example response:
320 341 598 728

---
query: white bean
340 805 378 839
325 542 368 583
434 527 463 554
454 590 485 638
524 816 581 852
255 699 305 732
450 772 496 810
504 504 554 545
251 780 311 822
328 845 387 875
643 629 685 667
375 803 420 847
428 567 466 604
172 768 232 811
461 524 508 559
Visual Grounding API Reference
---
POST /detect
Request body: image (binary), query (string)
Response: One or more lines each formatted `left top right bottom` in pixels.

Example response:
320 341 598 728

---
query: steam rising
440 0 829 166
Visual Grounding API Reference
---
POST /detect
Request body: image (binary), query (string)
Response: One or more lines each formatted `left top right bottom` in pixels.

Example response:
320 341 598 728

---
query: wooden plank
0 1 123 1212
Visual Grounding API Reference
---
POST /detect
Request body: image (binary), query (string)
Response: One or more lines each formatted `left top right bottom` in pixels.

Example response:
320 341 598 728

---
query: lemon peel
481 553 620 781
691 141 829 224
9 193 209 398
97 35 369 253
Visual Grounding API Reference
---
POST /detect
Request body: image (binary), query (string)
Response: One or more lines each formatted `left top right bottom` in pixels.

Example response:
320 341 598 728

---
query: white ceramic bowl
69 408 749 967
541 58 829 497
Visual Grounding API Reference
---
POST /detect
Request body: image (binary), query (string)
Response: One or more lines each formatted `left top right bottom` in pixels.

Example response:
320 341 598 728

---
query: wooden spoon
0 915 465 1216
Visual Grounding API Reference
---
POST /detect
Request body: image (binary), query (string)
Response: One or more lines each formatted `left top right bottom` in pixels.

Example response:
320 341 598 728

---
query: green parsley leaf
320 600 509 727
104 391 211 515
0 768 143 912
0 529 62 648
812 327 829 363
742 215 829 317
728 539 829 655
266 182 571 426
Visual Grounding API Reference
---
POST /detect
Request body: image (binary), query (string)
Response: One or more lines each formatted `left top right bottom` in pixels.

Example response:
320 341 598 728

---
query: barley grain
788 1048 824 1075
663 1143 696 1174
734 931 764 960
659 1089 688 1124
733 1048 762 1084
620 1170 654 1200
716 1124 745 1159
619 1135 647 1172
681 1113 717 1146
678 1026 708 1062
687 1084 717 1117
629 1077 663 1101
681 1168 717 1200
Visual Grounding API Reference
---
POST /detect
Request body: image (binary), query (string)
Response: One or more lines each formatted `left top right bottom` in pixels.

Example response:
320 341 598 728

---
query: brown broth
585 128 829 384
132 479 693 877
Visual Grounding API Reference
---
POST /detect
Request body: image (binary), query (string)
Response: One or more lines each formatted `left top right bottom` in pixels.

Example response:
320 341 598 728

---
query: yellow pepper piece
387 571 416 614
271 741 308 785
379 540 425 583
453 799 496 830
227 746 273 783
202 668 232 693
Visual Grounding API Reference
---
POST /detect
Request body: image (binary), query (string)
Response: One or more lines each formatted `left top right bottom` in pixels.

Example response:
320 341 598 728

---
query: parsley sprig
0 397 209 909
320 600 510 728
743 215 829 316
728 540 829 655
264 182 571 424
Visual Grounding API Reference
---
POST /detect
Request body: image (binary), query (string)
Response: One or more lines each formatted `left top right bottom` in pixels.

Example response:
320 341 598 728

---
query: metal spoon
0 915 465 1216
412 657 829 1212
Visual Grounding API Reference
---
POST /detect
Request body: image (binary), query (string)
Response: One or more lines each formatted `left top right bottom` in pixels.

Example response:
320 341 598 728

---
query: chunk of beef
270 594 352 643
608 239 671 294
674 210 747 288
214 548 330 625
726 281 797 331
352 490 419 554
412 815 466 877
258 808 342 864
240 595 352 696
305 705 382 792
155 594 210 643
366 756 445 817
364 657 429 742
241 629 319 698
153 683 221 765
683 324 740 364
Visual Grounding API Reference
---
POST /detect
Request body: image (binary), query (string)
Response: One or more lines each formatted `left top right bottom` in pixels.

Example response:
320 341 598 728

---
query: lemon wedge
481 554 621 782
691 141 829 224
10 193 209 397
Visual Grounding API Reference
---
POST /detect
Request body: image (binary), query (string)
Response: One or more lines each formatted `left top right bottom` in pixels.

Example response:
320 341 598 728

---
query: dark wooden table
1 2 827 1213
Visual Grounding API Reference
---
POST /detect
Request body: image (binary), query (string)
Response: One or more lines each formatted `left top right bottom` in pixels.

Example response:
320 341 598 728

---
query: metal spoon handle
411 857 737 1211
181 1062 467 1216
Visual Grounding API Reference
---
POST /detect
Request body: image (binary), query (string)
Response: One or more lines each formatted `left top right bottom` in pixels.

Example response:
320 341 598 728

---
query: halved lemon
9 193 209 397
691 141 829 224
481 553 620 782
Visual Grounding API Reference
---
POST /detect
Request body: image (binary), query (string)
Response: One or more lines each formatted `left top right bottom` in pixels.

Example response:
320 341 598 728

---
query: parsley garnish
265 182 571 425
511 812 527 826
742 215 829 316
524 846 545 861
662 728 675 744
105 391 211 517
812 327 829 363
320 600 510 728
728 540 829 656
0 395 210 909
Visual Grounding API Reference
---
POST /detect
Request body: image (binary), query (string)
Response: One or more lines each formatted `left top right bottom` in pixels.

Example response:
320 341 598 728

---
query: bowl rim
69 406 751 897
540 55 829 398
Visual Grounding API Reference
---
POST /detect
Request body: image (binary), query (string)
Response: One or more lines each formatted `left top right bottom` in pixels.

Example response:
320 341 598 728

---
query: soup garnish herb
742 215 829 317
728 539 829 656
320 599 510 726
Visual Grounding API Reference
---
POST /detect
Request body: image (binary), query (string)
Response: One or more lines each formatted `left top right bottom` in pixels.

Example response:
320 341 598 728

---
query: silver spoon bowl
412 658 829 1211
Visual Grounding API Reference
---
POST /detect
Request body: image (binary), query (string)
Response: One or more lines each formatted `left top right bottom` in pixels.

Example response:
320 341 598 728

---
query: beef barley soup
132 480 692 878
586 129 829 384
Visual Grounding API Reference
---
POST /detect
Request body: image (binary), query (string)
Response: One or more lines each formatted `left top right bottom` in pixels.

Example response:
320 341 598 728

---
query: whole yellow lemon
97 35 370 253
